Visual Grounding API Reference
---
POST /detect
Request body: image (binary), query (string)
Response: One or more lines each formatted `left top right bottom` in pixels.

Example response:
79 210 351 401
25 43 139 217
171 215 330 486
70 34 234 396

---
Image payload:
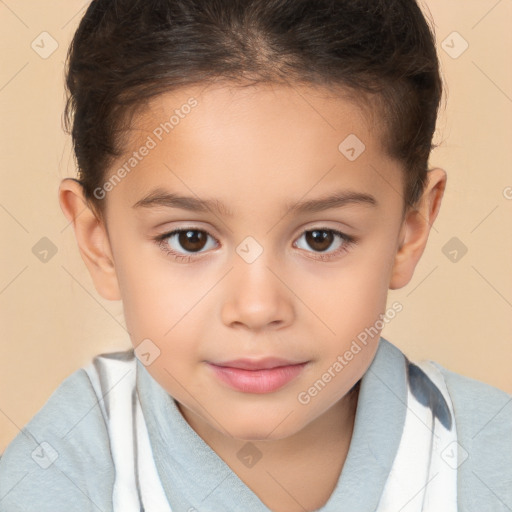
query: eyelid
154 224 357 263
153 225 220 252
293 227 356 259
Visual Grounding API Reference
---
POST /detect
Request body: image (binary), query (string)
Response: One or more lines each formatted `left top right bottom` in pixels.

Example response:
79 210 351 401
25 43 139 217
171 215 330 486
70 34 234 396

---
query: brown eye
294 227 355 261
158 228 218 259
177 230 209 252
304 230 334 252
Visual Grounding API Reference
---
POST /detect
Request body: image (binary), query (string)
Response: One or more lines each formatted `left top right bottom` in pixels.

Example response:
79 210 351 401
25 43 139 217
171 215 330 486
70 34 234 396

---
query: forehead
104 82 401 217
136 81 381 146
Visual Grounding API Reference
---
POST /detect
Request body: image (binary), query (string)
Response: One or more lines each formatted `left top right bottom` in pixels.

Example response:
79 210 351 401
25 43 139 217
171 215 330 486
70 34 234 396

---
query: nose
220 253 294 332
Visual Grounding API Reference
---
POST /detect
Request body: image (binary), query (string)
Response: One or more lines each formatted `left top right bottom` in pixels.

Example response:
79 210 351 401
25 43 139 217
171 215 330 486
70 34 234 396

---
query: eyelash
154 227 357 263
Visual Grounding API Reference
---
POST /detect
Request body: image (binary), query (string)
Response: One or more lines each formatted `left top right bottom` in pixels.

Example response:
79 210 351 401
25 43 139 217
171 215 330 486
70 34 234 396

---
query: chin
229 426 294 442
222 410 305 442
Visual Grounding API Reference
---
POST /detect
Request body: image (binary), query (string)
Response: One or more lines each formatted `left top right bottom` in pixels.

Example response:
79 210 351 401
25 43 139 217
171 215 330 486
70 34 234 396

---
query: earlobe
58 178 122 301
389 168 447 290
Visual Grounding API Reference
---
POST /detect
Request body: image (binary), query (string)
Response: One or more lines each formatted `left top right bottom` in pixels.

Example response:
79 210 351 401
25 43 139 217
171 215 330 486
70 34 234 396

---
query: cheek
113 220 397 352
300 247 394 336
109 226 200 331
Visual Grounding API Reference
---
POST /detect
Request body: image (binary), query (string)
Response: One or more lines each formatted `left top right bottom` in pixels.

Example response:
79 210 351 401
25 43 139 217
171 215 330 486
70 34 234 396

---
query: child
1 0 511 510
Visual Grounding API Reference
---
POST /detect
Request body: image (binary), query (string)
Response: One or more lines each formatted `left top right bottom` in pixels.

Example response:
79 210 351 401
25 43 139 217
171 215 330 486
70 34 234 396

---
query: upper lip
209 358 307 371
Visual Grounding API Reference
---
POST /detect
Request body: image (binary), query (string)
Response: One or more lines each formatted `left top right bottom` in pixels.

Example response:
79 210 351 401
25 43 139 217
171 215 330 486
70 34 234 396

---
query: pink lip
207 358 308 394
212 357 303 370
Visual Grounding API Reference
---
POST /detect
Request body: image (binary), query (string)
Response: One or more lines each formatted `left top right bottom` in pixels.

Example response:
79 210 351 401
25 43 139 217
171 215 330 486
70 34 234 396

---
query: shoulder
437 362 511 412
433 362 512 511
0 354 123 512
436 362 512 437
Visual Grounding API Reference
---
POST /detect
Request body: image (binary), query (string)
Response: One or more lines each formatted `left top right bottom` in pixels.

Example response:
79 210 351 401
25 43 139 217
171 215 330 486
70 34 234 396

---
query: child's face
70 83 440 441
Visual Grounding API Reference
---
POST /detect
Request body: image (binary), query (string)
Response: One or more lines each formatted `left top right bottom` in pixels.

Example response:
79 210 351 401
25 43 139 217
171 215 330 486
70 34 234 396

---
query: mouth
206 358 309 394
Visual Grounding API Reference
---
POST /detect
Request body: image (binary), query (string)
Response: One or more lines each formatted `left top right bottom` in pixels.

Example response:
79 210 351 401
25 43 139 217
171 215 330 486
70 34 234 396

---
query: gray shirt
1 338 511 511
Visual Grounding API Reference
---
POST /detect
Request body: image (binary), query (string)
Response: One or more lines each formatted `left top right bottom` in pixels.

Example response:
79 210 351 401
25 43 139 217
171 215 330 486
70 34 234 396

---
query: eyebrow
132 188 377 217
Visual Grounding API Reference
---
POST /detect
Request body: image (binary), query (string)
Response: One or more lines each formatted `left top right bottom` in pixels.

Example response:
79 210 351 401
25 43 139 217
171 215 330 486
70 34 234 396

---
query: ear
389 168 447 290
58 178 122 301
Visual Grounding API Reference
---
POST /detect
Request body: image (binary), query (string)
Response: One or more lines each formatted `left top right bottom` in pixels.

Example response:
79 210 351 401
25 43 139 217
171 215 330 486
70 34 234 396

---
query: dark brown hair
63 0 443 220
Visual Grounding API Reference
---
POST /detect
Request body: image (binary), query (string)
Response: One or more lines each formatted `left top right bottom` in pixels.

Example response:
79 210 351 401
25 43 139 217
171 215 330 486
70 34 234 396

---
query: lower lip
207 363 307 394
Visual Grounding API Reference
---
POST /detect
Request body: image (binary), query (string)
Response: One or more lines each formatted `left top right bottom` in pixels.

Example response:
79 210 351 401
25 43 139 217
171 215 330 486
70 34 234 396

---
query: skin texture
59 83 446 511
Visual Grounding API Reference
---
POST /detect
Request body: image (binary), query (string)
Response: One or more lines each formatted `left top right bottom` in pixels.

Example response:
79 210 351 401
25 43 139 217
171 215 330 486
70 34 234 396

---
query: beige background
0 1 511 453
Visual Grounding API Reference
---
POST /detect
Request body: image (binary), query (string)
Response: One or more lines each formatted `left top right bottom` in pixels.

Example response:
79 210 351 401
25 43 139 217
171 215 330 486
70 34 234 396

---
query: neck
177 382 360 511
